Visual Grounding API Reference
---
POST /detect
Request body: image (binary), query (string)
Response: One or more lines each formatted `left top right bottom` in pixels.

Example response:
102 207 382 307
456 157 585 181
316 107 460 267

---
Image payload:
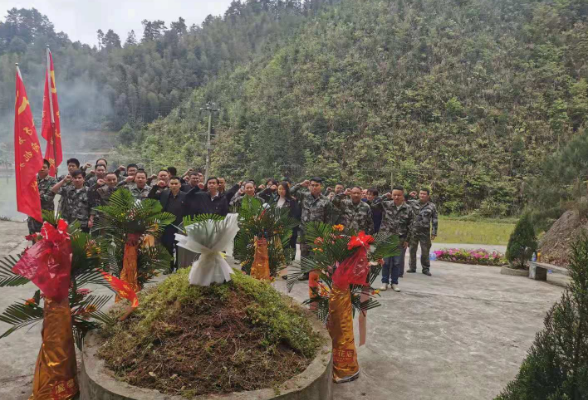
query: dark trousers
289 228 299 260
27 217 43 235
382 245 406 285
162 226 178 270
409 233 432 272
299 237 312 278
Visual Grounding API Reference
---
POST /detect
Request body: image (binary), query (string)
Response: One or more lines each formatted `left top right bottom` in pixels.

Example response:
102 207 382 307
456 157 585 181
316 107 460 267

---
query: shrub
506 213 537 269
496 234 588 399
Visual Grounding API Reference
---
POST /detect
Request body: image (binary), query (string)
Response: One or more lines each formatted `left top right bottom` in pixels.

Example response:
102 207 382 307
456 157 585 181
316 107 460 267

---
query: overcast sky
2 0 235 46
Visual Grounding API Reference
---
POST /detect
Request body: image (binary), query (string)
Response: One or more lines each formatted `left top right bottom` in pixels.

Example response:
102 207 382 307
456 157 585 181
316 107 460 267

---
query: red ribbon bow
347 231 374 250
12 220 72 301
332 232 375 289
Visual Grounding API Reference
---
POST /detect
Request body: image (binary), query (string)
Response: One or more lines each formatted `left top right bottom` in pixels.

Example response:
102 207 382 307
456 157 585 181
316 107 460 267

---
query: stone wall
80 308 333 400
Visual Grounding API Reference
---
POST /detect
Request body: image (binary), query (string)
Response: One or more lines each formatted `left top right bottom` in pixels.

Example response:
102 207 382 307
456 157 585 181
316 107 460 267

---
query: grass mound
98 269 323 397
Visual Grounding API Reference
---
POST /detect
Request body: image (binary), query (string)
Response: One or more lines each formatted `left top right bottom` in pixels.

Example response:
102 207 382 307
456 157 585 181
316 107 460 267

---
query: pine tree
125 30 137 46
496 234 588 399
506 213 538 269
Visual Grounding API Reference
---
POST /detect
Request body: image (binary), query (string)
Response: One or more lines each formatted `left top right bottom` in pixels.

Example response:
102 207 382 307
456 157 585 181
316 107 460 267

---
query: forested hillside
2 0 588 216
0 8 108 134
0 2 325 137
131 0 588 216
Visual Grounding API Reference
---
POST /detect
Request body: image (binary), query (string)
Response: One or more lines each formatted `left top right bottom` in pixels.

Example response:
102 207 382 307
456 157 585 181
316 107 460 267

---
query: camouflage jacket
148 185 169 199
58 185 91 227
408 200 438 236
332 194 374 234
56 176 73 218
372 199 414 241
85 175 102 188
37 175 57 211
291 184 333 234
90 185 117 215
128 184 152 201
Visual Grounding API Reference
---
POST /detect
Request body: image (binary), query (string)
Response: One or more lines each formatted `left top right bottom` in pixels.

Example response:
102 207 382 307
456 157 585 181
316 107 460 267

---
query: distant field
435 216 515 245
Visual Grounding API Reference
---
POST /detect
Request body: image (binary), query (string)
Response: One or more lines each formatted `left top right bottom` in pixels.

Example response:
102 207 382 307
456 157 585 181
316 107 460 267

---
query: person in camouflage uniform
52 169 92 232
291 178 333 280
408 188 438 276
230 181 264 211
372 186 414 292
127 170 152 200
57 158 82 220
88 172 119 231
84 163 107 188
27 159 57 234
329 183 346 224
331 186 374 234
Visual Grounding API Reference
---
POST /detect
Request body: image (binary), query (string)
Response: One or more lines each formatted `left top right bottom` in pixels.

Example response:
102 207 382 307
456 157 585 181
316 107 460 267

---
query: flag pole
46 45 58 176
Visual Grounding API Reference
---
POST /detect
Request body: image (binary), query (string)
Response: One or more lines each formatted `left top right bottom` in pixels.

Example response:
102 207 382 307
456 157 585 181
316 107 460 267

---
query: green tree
497 234 588 399
506 213 538 269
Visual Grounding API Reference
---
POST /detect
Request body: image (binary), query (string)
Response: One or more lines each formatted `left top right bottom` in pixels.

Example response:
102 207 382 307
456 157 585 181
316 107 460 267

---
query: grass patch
98 269 323 398
436 216 515 245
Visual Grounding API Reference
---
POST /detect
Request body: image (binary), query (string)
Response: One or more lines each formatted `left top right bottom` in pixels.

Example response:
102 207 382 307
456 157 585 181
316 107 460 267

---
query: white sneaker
391 284 400 292
380 283 389 291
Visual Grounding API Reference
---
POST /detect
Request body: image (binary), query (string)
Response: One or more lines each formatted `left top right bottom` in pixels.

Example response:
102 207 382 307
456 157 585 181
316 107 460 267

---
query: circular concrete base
80 300 333 400
500 266 528 277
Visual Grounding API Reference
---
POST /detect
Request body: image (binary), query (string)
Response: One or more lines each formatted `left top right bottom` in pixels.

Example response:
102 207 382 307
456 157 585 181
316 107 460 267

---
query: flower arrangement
433 248 506 266
288 222 399 383
288 222 399 322
233 197 298 277
0 217 116 347
95 189 175 287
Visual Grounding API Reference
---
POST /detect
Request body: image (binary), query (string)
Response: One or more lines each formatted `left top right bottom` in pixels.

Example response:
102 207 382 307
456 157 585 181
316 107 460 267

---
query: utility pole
200 102 218 182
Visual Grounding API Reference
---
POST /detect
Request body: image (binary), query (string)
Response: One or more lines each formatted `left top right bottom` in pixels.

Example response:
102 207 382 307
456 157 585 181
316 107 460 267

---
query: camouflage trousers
300 239 311 258
409 232 432 272
27 217 43 235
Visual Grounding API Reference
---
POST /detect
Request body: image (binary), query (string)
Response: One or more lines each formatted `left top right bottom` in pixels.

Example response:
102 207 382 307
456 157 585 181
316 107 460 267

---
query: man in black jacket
149 176 187 271
185 177 239 217
181 172 201 193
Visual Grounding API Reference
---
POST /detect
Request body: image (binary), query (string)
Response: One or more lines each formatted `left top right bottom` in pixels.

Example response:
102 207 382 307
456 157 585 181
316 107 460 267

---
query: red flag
14 65 44 222
41 48 62 177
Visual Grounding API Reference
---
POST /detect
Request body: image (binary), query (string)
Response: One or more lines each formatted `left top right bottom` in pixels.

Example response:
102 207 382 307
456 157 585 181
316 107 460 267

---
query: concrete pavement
0 221 566 399
275 258 565 399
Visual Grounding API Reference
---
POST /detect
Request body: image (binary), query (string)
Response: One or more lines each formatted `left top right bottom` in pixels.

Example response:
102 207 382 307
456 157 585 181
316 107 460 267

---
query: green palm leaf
182 213 225 231
371 232 400 260
0 301 44 338
0 254 28 287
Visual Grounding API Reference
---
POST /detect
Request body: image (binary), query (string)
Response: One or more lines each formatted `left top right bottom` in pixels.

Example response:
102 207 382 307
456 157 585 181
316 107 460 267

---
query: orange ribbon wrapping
11 220 78 399
117 233 141 302
30 297 78 400
308 270 320 311
250 237 270 281
328 284 359 383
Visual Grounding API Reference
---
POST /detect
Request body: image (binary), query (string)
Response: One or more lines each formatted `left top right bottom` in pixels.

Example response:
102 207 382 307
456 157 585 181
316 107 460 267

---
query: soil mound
540 210 588 266
98 269 323 398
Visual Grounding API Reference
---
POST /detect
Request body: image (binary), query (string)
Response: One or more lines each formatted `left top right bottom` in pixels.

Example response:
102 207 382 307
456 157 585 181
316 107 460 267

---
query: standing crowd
28 157 438 291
